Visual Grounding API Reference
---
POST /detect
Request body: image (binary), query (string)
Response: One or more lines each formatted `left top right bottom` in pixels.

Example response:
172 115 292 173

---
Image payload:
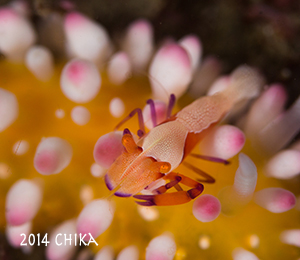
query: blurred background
0 0 299 100
0 0 300 259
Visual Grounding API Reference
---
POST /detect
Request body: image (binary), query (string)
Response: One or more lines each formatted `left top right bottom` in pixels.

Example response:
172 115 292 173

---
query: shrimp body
106 120 188 196
104 66 264 205
137 120 188 171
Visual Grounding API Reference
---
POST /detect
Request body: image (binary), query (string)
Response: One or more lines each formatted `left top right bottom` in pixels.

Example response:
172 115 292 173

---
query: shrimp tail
224 65 265 104
175 65 265 134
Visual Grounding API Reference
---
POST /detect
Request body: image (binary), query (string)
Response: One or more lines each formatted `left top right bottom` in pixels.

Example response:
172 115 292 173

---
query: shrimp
103 65 264 206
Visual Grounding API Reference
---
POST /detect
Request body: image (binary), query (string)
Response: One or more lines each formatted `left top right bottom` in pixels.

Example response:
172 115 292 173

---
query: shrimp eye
160 162 171 173
122 133 138 153
150 161 171 173
122 134 131 145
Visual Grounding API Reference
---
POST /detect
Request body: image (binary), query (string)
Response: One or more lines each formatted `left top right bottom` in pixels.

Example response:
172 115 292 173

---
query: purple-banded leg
152 174 182 194
115 108 146 137
189 153 230 165
166 94 176 119
183 162 215 183
146 98 157 127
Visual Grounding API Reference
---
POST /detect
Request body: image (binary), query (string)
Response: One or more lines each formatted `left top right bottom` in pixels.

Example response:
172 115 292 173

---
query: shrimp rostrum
96 65 264 206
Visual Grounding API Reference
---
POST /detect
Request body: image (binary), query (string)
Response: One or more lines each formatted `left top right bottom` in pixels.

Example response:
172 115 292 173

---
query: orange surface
0 61 299 259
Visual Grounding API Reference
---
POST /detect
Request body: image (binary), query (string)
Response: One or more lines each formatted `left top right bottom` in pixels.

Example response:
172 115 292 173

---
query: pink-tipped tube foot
116 245 139 260
108 52 131 85
199 125 245 160
123 19 153 72
179 34 202 72
145 233 176 260
64 12 111 65
60 58 101 103
254 187 296 213
264 149 300 179
149 43 192 102
280 229 300 247
94 245 114 260
25 45 54 81
0 7 36 61
193 194 221 222
6 179 43 226
34 137 73 175
46 219 77 260
232 248 259 260
0 88 19 132
6 221 32 248
76 199 115 240
93 131 124 169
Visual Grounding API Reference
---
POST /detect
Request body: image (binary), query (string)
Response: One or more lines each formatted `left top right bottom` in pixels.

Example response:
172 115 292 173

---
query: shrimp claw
134 172 204 206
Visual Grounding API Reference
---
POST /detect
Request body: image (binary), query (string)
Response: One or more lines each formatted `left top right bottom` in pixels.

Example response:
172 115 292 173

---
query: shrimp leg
146 99 158 127
146 93 176 128
166 93 176 118
134 172 204 206
151 173 182 194
115 108 146 137
189 153 229 165
183 162 215 183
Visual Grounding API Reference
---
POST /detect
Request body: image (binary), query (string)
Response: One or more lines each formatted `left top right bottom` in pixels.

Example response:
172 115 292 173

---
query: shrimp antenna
105 183 123 199
6 140 23 176
136 70 170 99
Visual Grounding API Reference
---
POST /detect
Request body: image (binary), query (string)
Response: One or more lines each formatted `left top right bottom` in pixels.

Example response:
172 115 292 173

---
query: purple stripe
105 174 132 197
104 174 113 191
146 98 157 127
167 94 176 118
114 191 132 197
